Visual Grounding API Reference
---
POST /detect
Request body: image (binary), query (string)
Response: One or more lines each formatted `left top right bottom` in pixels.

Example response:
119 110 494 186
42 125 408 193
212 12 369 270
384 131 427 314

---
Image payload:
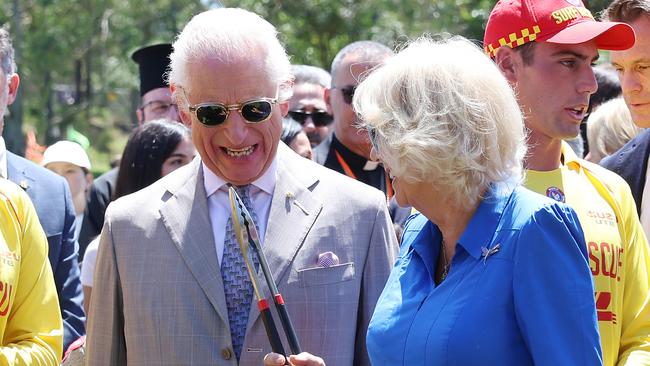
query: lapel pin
481 243 501 265
286 191 308 215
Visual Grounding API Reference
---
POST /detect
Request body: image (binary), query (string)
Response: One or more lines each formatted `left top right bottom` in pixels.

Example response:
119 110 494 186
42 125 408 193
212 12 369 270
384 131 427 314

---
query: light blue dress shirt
367 185 602 365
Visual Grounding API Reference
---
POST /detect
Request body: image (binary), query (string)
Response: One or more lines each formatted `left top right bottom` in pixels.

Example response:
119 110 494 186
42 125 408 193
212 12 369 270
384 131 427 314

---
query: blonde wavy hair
353 36 527 207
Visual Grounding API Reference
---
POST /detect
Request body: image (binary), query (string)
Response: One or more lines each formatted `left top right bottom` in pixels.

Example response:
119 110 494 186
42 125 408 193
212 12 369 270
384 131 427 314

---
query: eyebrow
167 153 187 159
612 58 650 66
551 50 599 63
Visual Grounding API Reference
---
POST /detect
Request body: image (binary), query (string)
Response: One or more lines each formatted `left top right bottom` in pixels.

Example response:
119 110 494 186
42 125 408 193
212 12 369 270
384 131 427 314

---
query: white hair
354 36 527 207
168 8 293 100
587 97 642 163
291 64 331 88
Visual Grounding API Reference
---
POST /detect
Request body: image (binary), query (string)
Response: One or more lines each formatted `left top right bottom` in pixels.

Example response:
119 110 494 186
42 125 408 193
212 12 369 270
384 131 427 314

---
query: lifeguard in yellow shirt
0 178 63 365
486 0 650 365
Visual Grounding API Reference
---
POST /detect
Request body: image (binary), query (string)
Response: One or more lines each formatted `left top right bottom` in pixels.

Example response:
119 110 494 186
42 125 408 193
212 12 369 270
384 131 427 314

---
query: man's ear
6 73 19 105
324 88 332 114
170 83 192 128
136 108 144 124
494 47 521 85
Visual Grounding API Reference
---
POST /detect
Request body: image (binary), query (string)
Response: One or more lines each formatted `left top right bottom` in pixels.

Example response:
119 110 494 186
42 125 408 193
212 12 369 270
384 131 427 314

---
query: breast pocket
297 262 355 288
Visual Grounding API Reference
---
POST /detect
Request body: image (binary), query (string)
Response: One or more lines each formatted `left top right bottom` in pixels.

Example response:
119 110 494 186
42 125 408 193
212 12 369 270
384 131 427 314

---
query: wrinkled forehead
182 55 276 101
142 87 173 104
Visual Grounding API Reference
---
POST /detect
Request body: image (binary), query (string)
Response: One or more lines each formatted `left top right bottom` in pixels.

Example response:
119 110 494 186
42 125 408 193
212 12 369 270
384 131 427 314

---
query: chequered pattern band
485 25 542 58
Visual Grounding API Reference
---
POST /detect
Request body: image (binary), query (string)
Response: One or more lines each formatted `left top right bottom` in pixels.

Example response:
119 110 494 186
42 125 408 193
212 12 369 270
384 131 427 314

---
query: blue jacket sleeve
513 204 603 365
54 179 86 352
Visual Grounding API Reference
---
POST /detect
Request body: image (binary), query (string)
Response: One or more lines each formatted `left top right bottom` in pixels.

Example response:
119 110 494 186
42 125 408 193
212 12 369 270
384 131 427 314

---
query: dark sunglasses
186 92 278 127
333 85 357 104
288 110 333 127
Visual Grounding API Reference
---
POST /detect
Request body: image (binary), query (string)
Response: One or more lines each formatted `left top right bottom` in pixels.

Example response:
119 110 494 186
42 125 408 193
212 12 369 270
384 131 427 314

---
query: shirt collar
331 134 378 171
560 140 583 171
457 184 514 259
203 154 278 197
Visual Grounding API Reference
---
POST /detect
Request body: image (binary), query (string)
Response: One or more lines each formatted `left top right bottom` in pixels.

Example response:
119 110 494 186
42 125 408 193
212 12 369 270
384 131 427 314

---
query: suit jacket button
222 347 233 360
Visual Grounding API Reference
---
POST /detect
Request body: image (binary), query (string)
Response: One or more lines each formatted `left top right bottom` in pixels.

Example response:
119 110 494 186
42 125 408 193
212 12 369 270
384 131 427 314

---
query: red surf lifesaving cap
484 0 635 58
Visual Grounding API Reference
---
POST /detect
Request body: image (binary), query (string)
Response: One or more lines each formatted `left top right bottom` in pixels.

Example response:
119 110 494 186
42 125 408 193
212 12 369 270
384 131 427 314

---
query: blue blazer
7 152 86 352
600 129 650 215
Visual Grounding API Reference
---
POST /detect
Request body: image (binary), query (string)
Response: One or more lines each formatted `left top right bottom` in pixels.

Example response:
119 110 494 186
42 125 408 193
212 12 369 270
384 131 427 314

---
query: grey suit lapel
246 145 323 329
158 159 229 325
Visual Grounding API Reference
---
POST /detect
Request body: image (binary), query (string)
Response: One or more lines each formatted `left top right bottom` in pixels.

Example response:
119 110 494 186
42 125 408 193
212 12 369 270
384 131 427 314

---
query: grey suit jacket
86 144 398 365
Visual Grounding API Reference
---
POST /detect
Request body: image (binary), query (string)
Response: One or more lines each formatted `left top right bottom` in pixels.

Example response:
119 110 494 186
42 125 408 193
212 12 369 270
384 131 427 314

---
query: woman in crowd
80 119 195 314
266 35 603 365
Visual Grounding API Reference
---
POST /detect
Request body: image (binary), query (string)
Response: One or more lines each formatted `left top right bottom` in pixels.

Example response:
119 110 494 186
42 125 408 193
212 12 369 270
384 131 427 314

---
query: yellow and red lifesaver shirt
525 142 650 366
0 179 62 364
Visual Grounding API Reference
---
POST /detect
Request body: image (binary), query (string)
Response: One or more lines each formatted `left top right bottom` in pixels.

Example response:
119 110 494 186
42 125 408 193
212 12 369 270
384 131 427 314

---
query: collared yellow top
0 179 63 365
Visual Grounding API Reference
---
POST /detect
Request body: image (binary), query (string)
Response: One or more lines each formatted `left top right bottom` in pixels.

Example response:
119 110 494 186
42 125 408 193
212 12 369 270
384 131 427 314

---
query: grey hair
602 0 650 22
0 27 16 75
291 64 331 88
353 36 527 208
330 41 393 81
587 97 642 162
169 8 293 101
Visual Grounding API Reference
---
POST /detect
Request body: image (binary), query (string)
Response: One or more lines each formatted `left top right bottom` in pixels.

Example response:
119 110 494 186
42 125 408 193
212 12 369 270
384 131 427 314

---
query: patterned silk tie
221 185 260 360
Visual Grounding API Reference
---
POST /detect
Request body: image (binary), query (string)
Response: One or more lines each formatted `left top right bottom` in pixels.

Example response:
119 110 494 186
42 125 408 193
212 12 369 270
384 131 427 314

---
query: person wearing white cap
43 141 93 242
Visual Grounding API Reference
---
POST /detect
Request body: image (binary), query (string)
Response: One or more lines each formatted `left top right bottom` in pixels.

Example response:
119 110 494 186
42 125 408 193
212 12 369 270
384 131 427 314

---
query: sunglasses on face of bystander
332 85 357 105
288 110 333 127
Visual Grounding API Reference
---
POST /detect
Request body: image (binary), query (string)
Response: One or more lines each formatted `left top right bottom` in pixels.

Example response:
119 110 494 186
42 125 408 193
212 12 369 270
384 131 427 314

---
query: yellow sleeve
0 182 63 365
614 179 650 365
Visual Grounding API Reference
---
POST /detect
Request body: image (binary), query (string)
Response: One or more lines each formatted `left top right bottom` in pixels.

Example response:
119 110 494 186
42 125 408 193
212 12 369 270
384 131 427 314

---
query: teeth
226 146 254 157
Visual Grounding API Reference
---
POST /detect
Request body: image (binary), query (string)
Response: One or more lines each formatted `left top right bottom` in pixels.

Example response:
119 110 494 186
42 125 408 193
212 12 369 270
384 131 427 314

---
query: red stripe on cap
258 299 270 311
274 294 285 305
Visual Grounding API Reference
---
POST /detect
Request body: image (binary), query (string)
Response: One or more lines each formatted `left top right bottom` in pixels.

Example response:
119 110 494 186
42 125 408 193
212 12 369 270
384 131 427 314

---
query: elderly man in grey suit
86 7 397 366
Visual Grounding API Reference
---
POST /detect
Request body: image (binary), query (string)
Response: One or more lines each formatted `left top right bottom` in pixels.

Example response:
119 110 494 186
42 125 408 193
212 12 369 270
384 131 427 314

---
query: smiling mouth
222 145 255 157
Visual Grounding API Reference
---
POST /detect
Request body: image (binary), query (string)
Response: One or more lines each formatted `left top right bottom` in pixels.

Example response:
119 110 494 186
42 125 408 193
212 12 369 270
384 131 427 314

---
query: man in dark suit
600 0 650 236
0 27 85 352
78 43 180 258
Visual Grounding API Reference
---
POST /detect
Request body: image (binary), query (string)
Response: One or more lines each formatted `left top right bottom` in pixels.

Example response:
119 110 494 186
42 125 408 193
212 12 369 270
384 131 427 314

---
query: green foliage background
0 0 611 174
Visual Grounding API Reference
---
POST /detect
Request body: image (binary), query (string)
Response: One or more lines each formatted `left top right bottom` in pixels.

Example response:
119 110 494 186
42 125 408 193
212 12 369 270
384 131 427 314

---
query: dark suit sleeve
57 179 86 352
78 170 115 258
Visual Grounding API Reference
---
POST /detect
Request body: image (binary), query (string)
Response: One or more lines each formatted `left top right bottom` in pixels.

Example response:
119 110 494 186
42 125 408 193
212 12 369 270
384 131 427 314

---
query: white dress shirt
203 158 277 265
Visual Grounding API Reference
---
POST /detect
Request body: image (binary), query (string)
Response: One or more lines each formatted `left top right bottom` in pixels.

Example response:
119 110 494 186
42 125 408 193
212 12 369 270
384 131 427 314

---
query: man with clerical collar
313 41 394 199
78 43 181 258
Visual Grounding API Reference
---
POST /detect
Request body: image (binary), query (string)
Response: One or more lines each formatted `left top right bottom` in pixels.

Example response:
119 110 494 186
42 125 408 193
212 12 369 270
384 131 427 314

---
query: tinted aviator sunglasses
288 110 333 127
184 89 279 126
333 85 357 104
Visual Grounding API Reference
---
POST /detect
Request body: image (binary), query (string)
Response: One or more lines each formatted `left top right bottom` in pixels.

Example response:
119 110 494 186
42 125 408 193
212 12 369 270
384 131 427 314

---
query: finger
263 352 287 366
289 352 326 366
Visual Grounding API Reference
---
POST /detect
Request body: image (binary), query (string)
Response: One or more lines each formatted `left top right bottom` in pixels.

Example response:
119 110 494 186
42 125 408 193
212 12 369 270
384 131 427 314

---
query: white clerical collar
203 153 278 197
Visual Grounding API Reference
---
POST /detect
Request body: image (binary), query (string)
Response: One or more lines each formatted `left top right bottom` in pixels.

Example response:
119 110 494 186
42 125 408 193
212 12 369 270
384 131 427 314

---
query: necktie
221 185 260 360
